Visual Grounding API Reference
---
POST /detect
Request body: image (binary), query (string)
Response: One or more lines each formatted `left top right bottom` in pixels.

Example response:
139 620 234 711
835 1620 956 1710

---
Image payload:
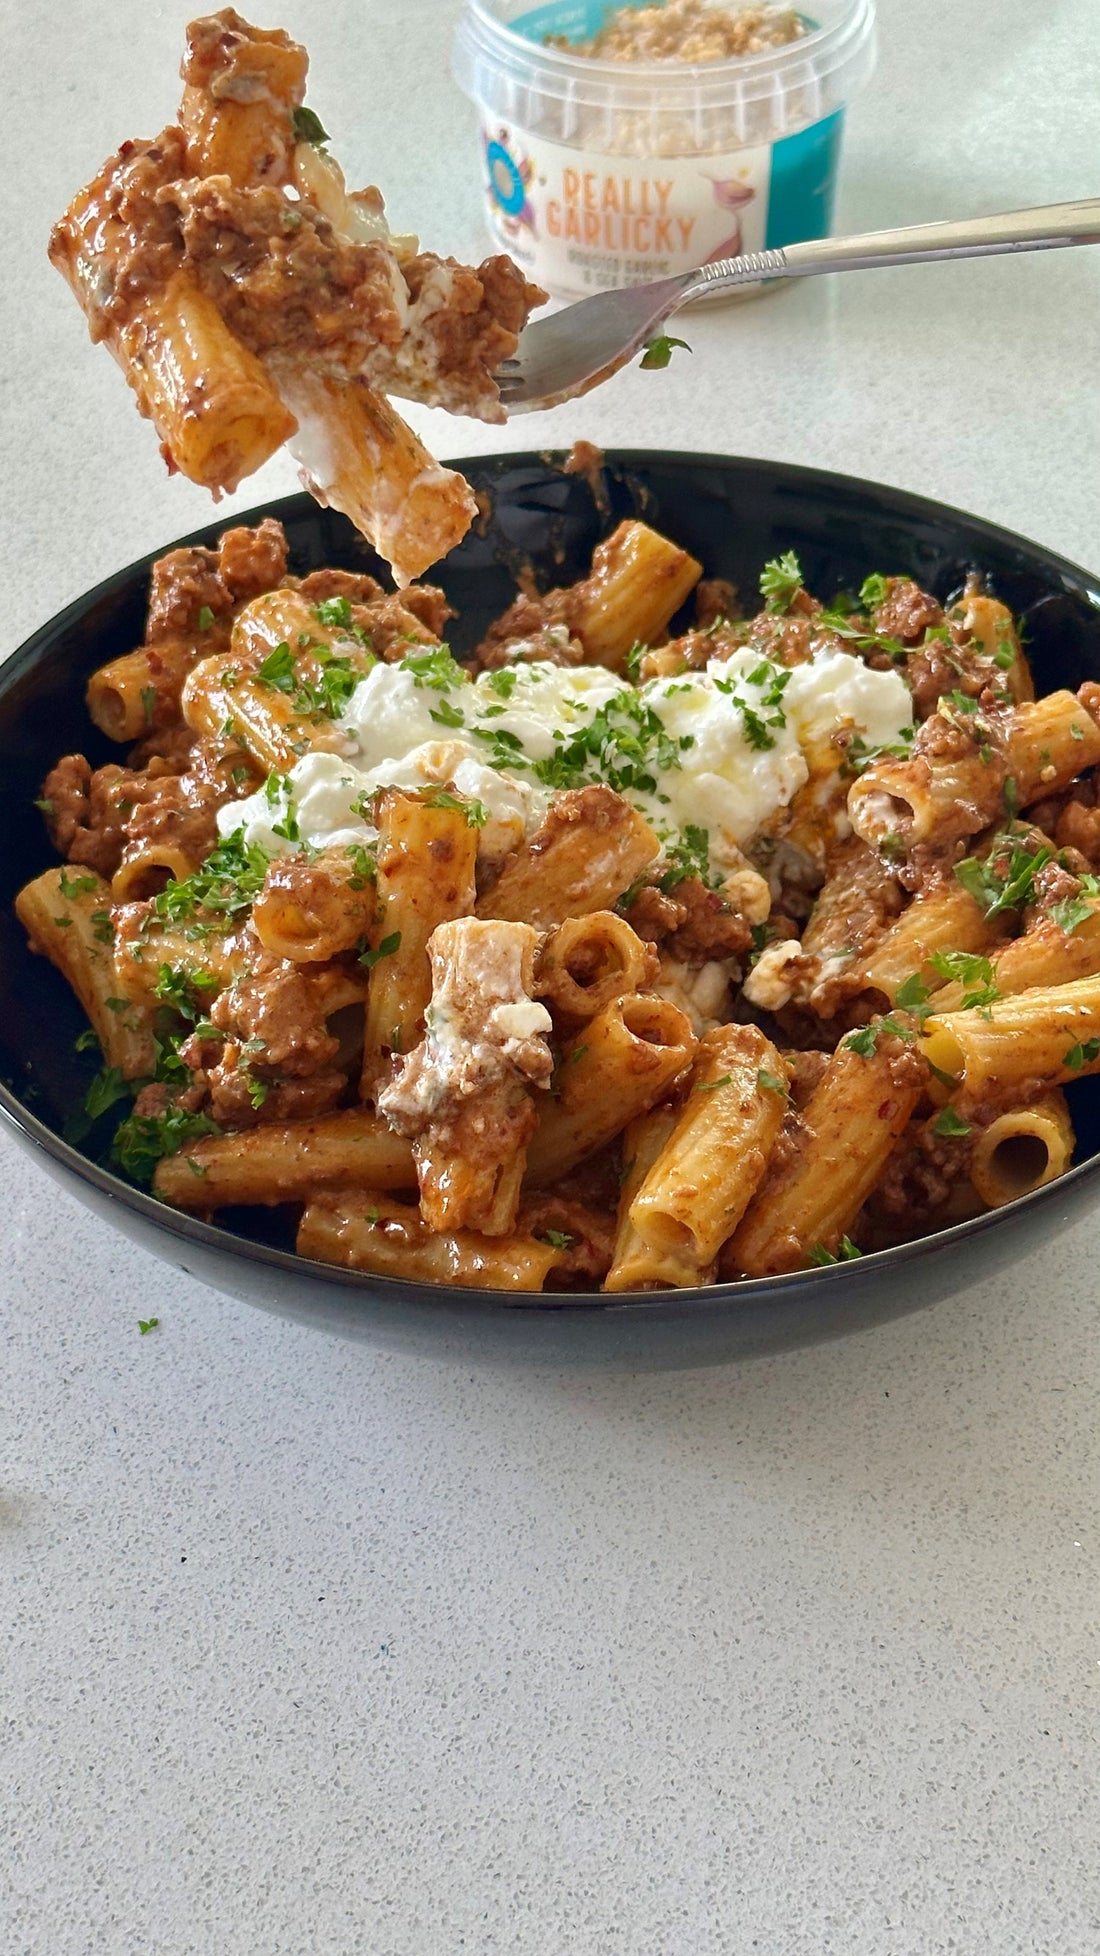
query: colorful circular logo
486 140 526 216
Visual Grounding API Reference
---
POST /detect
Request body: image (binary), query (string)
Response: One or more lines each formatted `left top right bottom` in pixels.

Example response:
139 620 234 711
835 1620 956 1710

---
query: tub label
479 113 844 298
511 0 649 38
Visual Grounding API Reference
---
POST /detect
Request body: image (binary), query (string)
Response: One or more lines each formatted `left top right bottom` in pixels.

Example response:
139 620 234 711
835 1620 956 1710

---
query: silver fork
495 198 1100 412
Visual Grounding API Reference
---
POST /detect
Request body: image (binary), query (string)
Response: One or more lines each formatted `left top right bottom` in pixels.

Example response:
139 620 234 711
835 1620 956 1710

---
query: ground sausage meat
519 1195 615 1287
871 577 945 646
622 876 752 964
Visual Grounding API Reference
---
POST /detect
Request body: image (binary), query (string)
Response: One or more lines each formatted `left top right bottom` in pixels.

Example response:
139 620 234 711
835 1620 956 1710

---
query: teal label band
512 1 647 42
765 108 844 249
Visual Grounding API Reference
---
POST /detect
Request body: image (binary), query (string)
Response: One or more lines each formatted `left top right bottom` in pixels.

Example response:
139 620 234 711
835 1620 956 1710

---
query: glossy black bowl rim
4 447 1100 1320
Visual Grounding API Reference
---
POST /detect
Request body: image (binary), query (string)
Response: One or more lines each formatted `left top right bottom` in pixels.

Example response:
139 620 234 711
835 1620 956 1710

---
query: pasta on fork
49 9 546 582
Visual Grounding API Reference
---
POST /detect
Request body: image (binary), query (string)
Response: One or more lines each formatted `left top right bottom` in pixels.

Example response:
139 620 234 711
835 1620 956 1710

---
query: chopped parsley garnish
858 573 890 612
710 657 791 753
748 921 774 968
485 667 520 700
84 1065 131 1122
529 692 684 797
658 824 712 892
140 686 157 726
358 931 401 970
258 641 297 693
537 1229 575 1251
1050 879 1100 933
759 550 803 613
345 843 376 889
292 105 330 146
153 832 270 928
816 610 908 661
639 334 691 370
112 1105 221 1185
933 1105 972 1138
757 1069 789 1097
843 1015 915 1058
420 786 488 828
429 698 465 729
694 1074 733 1093
58 869 98 900
91 909 114 945
153 963 219 1023
74 1027 100 1053
1064 1037 1100 1071
954 833 1053 918
400 645 467 692
261 773 300 843
841 728 915 778
198 604 215 632
741 704 778 751
138 1318 159 1335
257 637 362 720
304 651 362 719
808 1236 862 1265
895 972 932 1015
34 796 54 814
314 596 353 629
925 949 1000 1011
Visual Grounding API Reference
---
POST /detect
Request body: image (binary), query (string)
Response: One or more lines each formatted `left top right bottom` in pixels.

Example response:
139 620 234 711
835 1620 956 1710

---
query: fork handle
681 198 1100 297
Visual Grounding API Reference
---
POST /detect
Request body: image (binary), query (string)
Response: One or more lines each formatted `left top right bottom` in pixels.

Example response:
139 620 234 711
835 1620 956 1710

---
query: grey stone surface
2 3 1099 1950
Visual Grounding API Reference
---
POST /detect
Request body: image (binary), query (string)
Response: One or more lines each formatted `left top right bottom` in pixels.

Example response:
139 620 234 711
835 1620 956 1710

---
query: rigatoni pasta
22 511 1100 1294
48 11 544 581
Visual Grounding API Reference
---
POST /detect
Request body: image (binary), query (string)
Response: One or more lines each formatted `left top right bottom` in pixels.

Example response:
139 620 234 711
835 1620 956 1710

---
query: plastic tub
454 0 876 299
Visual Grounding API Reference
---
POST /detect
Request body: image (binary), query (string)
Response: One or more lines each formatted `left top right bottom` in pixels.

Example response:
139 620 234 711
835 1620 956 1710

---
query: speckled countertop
4 3 1100 1951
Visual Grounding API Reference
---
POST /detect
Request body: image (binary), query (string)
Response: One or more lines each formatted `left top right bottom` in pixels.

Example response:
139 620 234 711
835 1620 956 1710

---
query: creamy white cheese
783 650 914 752
216 645 915 880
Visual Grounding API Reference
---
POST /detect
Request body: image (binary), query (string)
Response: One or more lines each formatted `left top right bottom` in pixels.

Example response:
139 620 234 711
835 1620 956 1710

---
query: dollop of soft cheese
782 650 913 752
216 645 914 878
641 655 808 869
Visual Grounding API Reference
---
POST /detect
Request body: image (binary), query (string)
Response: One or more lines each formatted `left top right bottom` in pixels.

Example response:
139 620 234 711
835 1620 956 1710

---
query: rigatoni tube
629 1025 788 1265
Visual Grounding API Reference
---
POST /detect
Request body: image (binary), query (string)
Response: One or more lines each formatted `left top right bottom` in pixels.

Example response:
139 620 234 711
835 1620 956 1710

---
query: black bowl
4 450 1100 1368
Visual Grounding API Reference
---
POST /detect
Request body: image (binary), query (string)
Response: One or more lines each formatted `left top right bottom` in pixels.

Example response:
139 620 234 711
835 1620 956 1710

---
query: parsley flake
58 869 98 900
537 1229 575 1251
400 645 467 692
927 949 1001 1011
808 1236 862 1265
639 334 691 370
420 787 488 828
359 931 401 970
292 105 330 146
933 1105 972 1138
757 1069 789 1097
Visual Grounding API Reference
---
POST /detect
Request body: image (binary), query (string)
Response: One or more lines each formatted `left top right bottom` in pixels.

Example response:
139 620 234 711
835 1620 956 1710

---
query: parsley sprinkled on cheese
218 638 913 894
400 645 467 691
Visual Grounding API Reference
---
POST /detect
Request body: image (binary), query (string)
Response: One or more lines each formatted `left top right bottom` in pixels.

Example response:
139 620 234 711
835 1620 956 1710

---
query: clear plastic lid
454 1 877 153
